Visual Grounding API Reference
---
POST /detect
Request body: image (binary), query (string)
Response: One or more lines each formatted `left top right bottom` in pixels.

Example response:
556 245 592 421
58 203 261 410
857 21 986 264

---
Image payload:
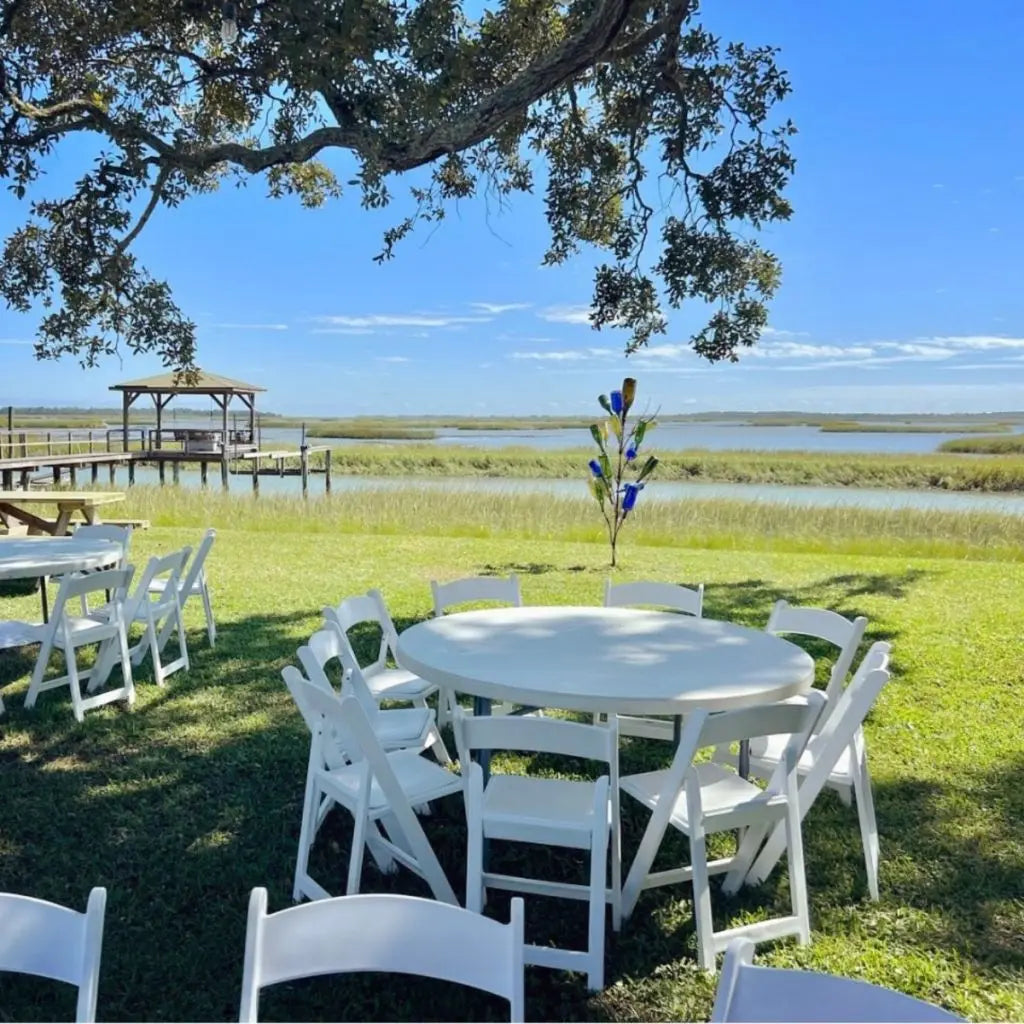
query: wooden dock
0 428 333 494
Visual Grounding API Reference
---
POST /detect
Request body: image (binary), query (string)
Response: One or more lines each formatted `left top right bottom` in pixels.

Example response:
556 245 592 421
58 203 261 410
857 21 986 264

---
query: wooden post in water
325 449 332 493
91 462 98 484
252 454 259 493
300 423 309 497
52 466 60 484
69 465 77 486
172 460 180 485
128 459 135 486
220 457 229 489
109 463 116 484
19 470 28 489
201 461 208 487
1 469 11 489
158 460 166 485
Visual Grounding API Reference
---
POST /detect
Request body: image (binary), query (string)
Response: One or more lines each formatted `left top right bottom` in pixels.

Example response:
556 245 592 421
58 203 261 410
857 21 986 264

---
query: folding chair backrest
180 528 215 593
298 633 378 719
0 888 107 1023
126 548 191 620
809 642 891 763
50 567 135 622
322 590 393 673
73 525 132 565
282 664 358 768
669 693 826 799
604 580 704 617
431 575 522 617
239 889 525 1022
455 708 618 768
712 938 961 1022
766 600 868 707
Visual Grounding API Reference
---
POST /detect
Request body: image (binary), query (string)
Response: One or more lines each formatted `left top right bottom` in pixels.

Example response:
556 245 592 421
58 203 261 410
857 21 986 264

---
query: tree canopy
0 0 795 372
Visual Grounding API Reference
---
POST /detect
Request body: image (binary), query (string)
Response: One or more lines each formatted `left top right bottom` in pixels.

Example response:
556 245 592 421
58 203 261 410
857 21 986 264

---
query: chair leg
66 646 85 724
201 583 216 646
852 744 880 901
146 613 165 686
466 772 485 913
784 799 811 945
116 624 135 707
346 805 369 896
176 600 190 673
25 633 54 710
689 824 716 973
587 820 608 991
293 774 320 902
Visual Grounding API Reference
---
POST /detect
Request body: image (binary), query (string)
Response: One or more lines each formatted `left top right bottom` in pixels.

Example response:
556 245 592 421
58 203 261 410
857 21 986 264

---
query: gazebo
109 370 266 458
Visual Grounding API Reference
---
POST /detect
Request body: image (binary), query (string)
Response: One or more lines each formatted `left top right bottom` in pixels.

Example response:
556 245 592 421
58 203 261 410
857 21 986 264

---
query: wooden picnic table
0 490 126 537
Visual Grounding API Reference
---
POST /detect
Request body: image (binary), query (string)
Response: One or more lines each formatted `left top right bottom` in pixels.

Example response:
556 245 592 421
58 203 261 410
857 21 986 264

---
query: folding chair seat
239 888 525 1022
601 578 705 740
323 589 438 706
0 887 107 1023
712 937 962 1022
621 692 825 973
23 567 135 722
153 527 216 648
282 668 462 905
298 627 450 764
60 525 132 614
432 574 524 721
731 644 892 901
454 709 620 991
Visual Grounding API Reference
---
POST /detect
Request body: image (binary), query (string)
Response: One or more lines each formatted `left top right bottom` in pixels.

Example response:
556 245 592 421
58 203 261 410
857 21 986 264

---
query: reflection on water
124 465 1024 515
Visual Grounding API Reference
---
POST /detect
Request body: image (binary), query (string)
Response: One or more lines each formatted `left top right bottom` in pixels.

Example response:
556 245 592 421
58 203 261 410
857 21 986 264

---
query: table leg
39 577 49 622
472 695 492 873
472 695 492 784
672 715 683 747
738 738 750 780
53 506 73 537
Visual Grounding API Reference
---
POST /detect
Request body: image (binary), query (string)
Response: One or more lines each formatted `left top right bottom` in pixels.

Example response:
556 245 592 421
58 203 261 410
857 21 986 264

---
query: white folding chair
154 528 216 648
283 669 462 905
24 568 135 722
734 644 892 901
0 887 107 1023
323 590 438 707
454 709 620 991
298 628 450 764
239 888 525 1023
620 692 825 973
602 578 705 740
712 937 962 1022
432 574 523 721
100 548 191 689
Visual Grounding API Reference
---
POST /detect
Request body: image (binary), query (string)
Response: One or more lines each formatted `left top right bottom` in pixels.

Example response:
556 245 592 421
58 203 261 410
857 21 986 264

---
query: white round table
0 536 123 619
0 536 123 581
397 606 815 717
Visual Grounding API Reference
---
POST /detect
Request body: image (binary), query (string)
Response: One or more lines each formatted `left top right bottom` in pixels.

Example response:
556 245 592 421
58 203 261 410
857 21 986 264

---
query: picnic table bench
0 490 126 537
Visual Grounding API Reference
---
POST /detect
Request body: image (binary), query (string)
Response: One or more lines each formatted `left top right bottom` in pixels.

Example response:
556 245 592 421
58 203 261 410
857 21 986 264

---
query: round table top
396 606 815 715
0 536 123 581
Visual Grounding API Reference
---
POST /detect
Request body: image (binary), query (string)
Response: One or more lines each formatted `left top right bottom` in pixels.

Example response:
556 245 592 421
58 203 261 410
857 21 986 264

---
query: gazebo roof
109 370 266 395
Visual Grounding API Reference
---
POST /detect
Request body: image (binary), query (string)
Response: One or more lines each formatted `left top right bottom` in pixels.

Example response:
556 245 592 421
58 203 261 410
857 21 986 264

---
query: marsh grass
321 444 1024 492
108 485 1024 562
0 522 1021 1022
939 435 1024 455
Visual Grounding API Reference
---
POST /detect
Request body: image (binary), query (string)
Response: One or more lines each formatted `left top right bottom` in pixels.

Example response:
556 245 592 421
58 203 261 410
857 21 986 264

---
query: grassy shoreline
109 485 1024 562
314 444 1024 492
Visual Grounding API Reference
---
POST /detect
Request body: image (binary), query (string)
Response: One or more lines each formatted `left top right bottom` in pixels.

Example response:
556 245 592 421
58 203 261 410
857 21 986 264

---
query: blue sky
1 0 1023 415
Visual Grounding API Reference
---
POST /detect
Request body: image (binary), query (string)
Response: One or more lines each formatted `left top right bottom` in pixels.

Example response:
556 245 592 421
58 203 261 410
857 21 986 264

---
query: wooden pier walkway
0 428 333 494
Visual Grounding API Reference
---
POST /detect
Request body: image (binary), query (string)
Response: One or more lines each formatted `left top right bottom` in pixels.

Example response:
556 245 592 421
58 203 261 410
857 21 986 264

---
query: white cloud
750 342 876 361
759 326 809 338
0 338 32 345
311 328 376 336
510 350 593 362
377 356 410 363
538 305 593 325
211 322 289 331
470 302 530 314
313 313 493 330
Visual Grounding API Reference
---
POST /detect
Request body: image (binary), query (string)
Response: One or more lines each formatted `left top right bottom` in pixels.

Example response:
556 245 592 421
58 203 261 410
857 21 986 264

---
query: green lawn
0 519 1022 1021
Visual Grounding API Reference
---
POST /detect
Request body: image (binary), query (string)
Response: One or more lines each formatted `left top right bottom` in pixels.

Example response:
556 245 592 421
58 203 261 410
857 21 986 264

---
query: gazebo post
121 390 131 453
